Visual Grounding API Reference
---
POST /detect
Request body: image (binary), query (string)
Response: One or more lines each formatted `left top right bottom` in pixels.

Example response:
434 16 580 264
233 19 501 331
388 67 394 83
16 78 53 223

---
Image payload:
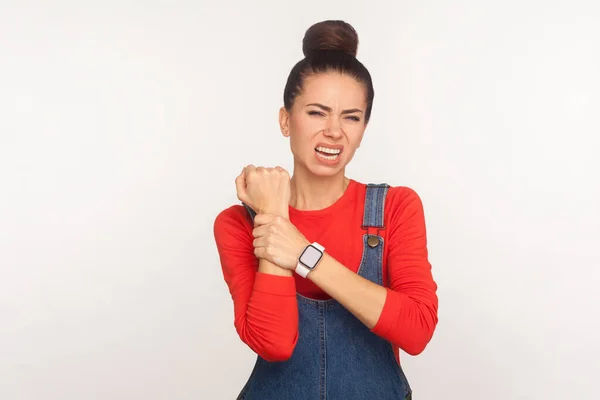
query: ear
279 107 290 137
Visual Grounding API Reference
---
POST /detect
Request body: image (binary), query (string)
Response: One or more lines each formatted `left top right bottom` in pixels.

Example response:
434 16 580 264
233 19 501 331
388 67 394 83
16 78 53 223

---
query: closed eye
308 111 360 122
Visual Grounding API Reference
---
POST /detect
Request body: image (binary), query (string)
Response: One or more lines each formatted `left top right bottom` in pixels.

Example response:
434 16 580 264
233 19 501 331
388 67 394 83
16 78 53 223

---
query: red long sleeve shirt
213 179 438 363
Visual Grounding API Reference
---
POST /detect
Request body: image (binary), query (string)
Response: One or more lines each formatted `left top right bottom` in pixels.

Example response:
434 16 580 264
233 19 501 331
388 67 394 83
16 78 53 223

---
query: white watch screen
299 245 323 269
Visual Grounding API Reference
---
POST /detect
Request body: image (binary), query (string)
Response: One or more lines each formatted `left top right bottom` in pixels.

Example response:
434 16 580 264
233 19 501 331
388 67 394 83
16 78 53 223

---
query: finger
243 165 254 177
235 170 247 201
253 246 266 259
274 166 290 177
235 167 246 184
252 224 270 238
244 164 257 182
252 236 268 248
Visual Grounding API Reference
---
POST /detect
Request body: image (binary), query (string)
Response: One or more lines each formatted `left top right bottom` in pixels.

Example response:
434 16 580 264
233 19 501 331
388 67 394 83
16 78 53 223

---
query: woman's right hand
235 165 291 217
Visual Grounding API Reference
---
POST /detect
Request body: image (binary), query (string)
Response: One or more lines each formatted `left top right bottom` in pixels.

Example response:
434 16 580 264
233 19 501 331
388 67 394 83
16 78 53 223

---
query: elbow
261 346 295 362
258 334 298 362
401 338 430 356
238 323 298 362
395 316 436 356
397 321 437 356
403 300 438 356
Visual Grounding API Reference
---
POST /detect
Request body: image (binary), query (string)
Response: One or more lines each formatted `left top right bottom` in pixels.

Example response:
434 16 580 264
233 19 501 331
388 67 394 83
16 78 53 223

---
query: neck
289 164 350 211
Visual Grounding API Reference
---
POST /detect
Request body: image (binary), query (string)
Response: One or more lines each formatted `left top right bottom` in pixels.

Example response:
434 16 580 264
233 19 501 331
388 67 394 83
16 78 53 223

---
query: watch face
299 245 323 269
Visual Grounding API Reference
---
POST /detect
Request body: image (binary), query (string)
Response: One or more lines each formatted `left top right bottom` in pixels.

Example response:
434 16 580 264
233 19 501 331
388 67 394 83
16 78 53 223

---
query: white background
1 1 599 399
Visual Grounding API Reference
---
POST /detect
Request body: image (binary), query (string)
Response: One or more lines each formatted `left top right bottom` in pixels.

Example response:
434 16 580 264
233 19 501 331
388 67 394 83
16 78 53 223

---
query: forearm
371 288 437 355
236 272 298 361
307 253 387 329
215 199 299 362
307 253 437 355
243 210 296 360
257 208 292 277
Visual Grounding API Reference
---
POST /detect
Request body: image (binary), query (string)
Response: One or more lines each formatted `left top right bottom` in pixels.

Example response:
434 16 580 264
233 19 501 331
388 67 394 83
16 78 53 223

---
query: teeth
316 146 341 155
316 152 338 161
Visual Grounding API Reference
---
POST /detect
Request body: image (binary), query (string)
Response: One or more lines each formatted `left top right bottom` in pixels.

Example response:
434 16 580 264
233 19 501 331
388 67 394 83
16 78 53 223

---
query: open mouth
315 146 342 160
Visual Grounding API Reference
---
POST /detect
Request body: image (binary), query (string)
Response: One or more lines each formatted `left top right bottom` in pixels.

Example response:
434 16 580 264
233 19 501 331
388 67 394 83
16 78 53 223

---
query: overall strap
362 183 390 235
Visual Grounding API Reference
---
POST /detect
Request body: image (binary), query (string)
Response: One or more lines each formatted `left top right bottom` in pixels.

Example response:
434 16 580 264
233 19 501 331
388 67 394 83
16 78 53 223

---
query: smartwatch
295 242 325 278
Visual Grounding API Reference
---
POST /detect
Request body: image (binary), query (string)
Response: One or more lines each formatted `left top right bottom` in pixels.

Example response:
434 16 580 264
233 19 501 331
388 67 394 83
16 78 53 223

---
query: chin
307 162 345 177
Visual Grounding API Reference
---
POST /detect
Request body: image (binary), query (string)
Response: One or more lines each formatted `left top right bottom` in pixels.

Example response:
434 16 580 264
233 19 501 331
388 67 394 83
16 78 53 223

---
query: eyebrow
305 103 364 114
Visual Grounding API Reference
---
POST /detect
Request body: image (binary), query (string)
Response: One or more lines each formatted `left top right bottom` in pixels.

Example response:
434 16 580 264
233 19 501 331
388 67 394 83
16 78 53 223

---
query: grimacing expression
280 72 368 176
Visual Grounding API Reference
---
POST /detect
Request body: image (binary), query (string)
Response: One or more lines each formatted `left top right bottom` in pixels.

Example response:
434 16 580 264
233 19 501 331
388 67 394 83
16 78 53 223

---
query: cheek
290 133 315 157
344 125 365 145
289 116 320 147
294 115 324 134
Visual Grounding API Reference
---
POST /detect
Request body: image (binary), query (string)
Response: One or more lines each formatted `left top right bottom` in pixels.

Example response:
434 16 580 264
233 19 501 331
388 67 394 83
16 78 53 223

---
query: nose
324 117 343 139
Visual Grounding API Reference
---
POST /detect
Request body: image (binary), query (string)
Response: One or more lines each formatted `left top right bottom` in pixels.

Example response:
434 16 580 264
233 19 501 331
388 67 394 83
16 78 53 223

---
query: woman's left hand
252 214 311 271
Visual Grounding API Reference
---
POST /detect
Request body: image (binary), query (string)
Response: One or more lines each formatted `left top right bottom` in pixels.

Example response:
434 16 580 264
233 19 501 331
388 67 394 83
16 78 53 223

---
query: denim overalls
239 183 412 400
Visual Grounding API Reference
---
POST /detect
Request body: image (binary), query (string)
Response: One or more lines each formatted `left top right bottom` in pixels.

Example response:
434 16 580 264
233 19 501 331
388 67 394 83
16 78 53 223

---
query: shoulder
213 204 253 243
385 185 424 211
383 184 427 229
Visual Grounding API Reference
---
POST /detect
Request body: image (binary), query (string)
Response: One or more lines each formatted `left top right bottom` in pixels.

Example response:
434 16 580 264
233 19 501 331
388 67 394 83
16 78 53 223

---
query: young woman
214 20 438 400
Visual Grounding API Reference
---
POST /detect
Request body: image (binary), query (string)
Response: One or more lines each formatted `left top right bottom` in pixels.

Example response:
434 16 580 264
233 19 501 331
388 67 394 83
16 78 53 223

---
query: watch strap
311 242 324 252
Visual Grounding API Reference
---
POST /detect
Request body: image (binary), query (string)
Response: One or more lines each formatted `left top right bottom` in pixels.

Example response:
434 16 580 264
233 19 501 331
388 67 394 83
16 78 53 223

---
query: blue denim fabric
239 184 412 400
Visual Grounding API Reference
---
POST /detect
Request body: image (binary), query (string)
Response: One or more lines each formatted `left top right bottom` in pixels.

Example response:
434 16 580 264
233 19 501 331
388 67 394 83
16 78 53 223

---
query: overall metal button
367 236 380 248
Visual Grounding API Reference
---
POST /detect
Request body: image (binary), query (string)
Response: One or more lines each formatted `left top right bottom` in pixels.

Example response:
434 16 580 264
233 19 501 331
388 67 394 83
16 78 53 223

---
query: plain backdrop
1 1 599 399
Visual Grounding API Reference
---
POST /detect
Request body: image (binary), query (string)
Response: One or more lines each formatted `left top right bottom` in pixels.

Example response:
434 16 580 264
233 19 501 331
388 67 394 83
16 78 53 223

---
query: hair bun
302 20 359 58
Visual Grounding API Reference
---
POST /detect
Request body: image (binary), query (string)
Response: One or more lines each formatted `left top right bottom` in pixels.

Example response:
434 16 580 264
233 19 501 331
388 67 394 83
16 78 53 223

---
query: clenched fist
235 165 291 217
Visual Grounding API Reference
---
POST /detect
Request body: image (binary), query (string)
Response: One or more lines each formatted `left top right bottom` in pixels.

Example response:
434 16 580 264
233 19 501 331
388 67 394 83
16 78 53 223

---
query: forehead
298 72 366 107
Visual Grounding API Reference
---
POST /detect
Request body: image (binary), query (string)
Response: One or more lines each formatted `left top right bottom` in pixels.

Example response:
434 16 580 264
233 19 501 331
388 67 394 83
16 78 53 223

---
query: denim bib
239 184 412 400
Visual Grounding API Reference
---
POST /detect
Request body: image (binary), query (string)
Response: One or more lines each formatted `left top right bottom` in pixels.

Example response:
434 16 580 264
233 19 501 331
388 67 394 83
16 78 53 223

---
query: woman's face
280 72 368 177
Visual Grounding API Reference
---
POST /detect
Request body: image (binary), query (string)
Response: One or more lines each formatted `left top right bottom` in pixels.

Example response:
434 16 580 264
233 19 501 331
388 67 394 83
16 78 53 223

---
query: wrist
259 259 293 276
260 205 289 218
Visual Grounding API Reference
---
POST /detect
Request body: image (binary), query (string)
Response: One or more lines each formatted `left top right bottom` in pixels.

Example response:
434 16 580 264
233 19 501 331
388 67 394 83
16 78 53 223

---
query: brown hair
283 20 375 123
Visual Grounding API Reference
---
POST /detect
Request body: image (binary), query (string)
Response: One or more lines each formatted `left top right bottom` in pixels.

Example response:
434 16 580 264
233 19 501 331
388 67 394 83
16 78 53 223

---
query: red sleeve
371 187 439 355
213 205 299 361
